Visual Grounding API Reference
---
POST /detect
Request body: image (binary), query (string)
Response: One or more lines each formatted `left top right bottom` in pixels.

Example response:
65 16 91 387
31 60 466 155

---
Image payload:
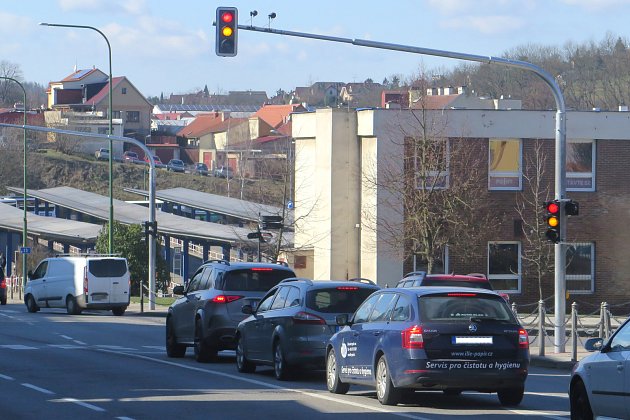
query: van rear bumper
78 294 129 309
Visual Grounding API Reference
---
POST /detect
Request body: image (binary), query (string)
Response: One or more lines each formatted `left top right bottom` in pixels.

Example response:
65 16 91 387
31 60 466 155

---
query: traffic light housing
216 7 238 57
260 215 283 230
545 200 560 243
565 200 580 216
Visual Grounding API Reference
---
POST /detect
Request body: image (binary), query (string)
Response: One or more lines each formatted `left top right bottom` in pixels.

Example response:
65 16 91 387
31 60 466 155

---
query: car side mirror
336 314 350 326
173 285 185 296
584 337 604 352
241 304 253 315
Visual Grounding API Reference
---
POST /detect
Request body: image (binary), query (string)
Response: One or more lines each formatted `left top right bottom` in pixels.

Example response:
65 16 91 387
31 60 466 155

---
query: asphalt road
0 302 572 419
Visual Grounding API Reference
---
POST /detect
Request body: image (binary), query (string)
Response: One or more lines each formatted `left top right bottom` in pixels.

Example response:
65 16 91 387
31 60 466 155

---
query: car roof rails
466 273 487 279
280 277 313 285
403 271 426 279
203 259 230 266
347 277 376 285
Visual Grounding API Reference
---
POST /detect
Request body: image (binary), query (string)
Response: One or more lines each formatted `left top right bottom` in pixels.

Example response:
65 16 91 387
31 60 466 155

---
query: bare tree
0 60 24 106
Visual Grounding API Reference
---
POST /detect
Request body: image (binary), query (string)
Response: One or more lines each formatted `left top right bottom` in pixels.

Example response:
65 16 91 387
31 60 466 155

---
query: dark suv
235 277 380 380
166 260 296 362
397 271 510 301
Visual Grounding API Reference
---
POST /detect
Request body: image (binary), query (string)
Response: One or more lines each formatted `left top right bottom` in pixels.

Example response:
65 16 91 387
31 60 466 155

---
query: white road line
73 340 86 345
0 373 15 380
526 391 569 398
0 345 38 350
60 398 106 412
508 409 568 419
95 345 137 351
48 344 85 349
60 335 73 340
21 383 55 395
97 349 433 420
528 373 570 377
116 417 136 420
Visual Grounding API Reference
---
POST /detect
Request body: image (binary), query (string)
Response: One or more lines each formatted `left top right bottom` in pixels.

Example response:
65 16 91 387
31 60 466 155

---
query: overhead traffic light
545 200 561 243
216 7 238 57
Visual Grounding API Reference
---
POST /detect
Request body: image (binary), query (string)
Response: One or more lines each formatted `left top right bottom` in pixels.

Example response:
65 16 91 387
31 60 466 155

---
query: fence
5 275 24 301
512 299 627 361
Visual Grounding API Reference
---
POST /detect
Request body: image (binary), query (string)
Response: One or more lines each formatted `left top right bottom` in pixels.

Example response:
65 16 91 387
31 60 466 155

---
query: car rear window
88 259 128 277
422 279 493 290
419 293 515 322
306 287 376 313
220 269 294 292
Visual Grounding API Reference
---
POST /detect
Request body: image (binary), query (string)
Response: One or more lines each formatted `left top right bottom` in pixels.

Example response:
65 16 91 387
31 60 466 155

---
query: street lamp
40 22 114 254
0 77 28 286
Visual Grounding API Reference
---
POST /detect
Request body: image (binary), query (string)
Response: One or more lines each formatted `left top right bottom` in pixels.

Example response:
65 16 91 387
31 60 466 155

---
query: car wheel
194 319 216 363
166 317 186 358
570 380 593 420
326 349 349 394
497 386 525 406
236 335 256 373
111 306 126 316
376 355 401 405
66 295 82 315
273 341 292 381
25 294 39 313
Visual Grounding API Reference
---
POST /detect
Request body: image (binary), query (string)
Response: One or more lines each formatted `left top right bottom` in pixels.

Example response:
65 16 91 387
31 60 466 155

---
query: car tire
497 386 525 406
111 306 126 316
66 295 82 315
570 380 593 420
236 335 256 373
25 294 39 313
194 319 216 363
376 355 401 406
326 349 349 394
166 317 186 358
273 341 292 381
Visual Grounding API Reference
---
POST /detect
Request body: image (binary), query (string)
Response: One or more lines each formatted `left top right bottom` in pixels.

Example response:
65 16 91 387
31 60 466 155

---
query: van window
219 269 294 292
88 259 128 277
31 261 48 280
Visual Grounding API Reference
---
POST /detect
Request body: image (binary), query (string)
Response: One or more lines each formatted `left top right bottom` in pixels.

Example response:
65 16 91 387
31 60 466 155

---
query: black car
192 162 209 176
0 253 6 305
166 260 296 362
167 159 186 173
326 286 529 406
235 277 380 380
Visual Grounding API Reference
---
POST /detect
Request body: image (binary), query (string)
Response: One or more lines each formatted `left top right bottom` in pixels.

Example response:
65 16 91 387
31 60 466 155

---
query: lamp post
0 77 28 286
40 22 114 254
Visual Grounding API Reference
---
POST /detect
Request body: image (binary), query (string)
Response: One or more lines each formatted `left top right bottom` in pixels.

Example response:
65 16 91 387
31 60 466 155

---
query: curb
529 355 577 371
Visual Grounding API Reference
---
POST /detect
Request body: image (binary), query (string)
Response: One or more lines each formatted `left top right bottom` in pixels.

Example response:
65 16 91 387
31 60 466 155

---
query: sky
3 0 630 100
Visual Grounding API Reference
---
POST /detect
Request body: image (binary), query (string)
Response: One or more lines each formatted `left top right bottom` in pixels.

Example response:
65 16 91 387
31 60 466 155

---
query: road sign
20 247 31 254
287 200 294 209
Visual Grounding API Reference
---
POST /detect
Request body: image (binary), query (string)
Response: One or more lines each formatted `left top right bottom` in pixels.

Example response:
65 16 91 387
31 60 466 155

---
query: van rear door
86 258 130 304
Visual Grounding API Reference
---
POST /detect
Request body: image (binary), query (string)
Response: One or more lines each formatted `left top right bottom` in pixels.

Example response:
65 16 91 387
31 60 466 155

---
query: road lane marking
0 373 15 380
60 335 73 340
0 345 38 350
21 383 55 395
60 398 106 412
526 391 568 398
98 349 432 420
528 373 570 377
508 409 568 419
74 340 87 345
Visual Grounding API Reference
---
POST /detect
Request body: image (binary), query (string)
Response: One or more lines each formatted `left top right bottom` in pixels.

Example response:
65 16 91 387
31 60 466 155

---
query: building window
487 242 521 292
489 138 522 190
121 87 127 94
413 137 449 190
112 110 121 119
294 255 307 269
97 127 108 134
126 111 140 123
567 139 595 191
566 242 594 293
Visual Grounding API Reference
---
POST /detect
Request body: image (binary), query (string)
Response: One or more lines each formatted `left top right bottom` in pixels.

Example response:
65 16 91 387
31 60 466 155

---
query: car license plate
452 336 493 345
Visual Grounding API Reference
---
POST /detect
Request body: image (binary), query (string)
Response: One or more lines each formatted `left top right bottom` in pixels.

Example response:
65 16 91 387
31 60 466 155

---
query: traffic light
260 215 283 230
545 200 561 243
216 7 238 57
565 200 580 216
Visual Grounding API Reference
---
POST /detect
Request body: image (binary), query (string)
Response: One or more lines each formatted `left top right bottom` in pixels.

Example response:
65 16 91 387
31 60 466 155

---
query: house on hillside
339 82 384 108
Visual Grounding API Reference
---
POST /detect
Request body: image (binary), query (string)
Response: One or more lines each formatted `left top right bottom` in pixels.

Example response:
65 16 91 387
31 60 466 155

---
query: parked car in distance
144 155 165 168
95 148 109 161
235 277 380 380
167 159 186 173
0 276 6 305
326 286 529 406
122 151 139 164
569 315 630 419
396 271 510 302
166 260 296 362
192 162 209 176
214 166 234 179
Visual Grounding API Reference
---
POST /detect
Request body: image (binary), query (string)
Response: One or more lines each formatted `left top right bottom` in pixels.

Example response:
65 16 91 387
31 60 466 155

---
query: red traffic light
221 11 234 23
546 202 559 214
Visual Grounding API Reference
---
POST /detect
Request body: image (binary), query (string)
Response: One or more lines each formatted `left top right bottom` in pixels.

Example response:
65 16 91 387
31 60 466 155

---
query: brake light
518 328 529 349
447 293 477 297
292 311 326 325
83 267 88 295
211 295 243 303
402 325 424 349
336 286 359 290
0 278 5 289
251 268 273 271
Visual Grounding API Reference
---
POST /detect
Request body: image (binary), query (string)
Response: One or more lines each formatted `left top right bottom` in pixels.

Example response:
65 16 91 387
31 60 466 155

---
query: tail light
251 268 273 271
447 293 477 297
211 295 243 303
83 267 89 295
337 286 359 290
518 328 529 349
402 325 424 349
292 311 326 325
0 277 6 289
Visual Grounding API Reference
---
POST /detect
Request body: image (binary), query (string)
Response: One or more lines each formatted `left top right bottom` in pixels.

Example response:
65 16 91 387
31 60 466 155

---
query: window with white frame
488 138 522 190
566 242 594 293
566 139 595 191
413 137 449 190
487 242 521 292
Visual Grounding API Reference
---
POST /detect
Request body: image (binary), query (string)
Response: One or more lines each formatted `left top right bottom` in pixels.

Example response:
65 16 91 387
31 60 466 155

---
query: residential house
339 82 384 108
293 82 344 107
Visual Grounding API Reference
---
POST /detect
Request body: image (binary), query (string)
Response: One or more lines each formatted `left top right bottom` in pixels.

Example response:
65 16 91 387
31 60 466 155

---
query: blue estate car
326 286 530 406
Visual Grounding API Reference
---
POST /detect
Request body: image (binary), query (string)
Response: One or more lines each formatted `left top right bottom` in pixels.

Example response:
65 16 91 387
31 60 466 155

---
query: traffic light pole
235 23 569 352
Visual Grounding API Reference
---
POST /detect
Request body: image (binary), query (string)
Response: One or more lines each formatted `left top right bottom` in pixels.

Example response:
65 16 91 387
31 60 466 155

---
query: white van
25 255 130 315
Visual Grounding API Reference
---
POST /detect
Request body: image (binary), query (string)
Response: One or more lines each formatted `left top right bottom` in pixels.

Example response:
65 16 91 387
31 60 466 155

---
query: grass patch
130 296 176 306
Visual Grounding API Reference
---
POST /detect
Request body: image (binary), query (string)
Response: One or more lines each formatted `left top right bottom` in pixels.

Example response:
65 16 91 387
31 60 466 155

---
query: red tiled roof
413 94 460 110
176 113 223 138
208 117 248 134
254 104 305 128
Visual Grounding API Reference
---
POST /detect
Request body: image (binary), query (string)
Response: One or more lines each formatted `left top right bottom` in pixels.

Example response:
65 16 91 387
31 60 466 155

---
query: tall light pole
40 22 114 254
0 77 28 285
